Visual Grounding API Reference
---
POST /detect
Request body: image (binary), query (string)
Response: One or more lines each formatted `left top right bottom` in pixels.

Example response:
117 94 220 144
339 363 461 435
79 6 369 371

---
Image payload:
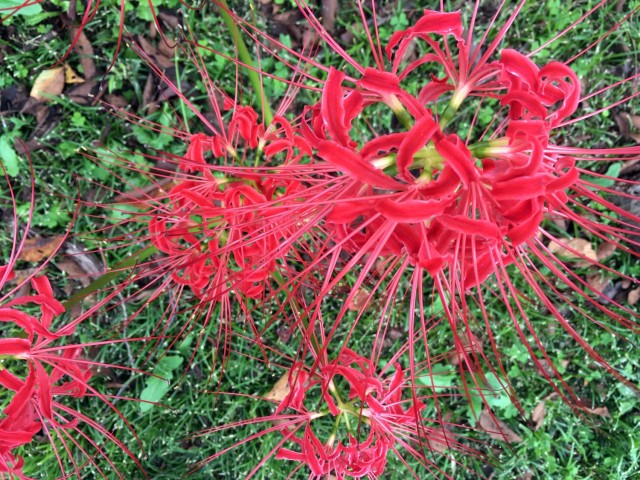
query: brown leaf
615 112 640 143
64 243 103 277
66 80 101 106
158 11 181 29
10 267 41 298
113 178 178 209
577 404 610 417
321 0 338 32
448 331 482 367
426 428 457 453
382 326 404 348
142 73 157 112
548 238 597 262
56 258 91 291
263 371 293 404
479 409 523 443
596 241 617 261
347 287 370 311
531 401 546 431
628 288 640 306
586 272 611 294
30 68 64 101
0 84 29 113
104 94 128 110
157 39 176 60
18 236 65 262
535 358 555 377
134 36 173 69
70 28 96 79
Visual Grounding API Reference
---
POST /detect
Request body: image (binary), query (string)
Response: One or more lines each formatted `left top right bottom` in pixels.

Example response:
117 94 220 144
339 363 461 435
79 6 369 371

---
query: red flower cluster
271 350 461 479
299 12 582 292
147 107 312 301
0 269 142 478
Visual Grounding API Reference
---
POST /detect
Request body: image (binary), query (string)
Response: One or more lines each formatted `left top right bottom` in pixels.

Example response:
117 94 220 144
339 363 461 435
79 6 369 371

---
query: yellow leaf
263 371 291 404
64 64 85 84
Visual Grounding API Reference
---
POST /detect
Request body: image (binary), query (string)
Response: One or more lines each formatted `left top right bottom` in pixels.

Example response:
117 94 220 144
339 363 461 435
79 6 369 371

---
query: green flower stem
470 137 511 158
326 412 343 447
439 85 470 129
388 95 413 130
217 0 274 125
62 245 158 309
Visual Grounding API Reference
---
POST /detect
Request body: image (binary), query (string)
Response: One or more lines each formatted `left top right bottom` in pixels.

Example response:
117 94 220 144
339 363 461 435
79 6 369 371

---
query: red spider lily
79 34 342 374
188 339 482 479
0 264 146 478
258 4 640 414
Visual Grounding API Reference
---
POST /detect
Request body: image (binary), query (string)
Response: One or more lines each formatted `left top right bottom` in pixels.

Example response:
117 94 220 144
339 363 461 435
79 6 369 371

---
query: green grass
1 0 639 478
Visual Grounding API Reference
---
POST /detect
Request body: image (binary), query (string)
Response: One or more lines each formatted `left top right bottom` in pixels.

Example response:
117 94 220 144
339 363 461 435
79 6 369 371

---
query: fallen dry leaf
628 288 640 306
531 401 546 431
382 326 404 348
10 267 41 298
57 244 102 292
479 409 523 443
56 258 91 292
321 0 338 32
263 369 303 404
426 429 457 453
70 28 96 79
596 241 617 261
114 178 178 209
615 112 640 143
577 405 610 417
66 80 101 106
134 36 174 69
448 331 482 367
30 68 64 101
586 272 611 294
516 473 534 480
347 287 370 311
18 236 65 262
548 238 597 262
64 64 84 84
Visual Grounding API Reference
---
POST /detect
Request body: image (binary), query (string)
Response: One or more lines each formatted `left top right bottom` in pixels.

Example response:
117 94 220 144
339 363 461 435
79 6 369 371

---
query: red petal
434 135 478 186
0 338 30 356
500 49 539 87
491 175 546 200
376 198 448 223
396 115 439 181
317 141 404 190
539 62 580 124
360 133 406 160
321 68 351 147
439 215 500 239
34 361 53 419
357 68 401 96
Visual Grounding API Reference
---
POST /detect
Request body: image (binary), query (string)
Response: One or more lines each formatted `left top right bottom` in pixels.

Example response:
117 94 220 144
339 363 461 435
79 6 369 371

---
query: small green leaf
140 355 184 412
0 135 19 177
584 162 621 188
418 364 456 392
0 0 42 17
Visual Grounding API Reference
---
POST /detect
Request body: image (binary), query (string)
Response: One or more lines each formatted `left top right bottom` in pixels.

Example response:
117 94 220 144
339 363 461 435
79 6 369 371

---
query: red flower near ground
190 345 475 479
0 268 145 478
